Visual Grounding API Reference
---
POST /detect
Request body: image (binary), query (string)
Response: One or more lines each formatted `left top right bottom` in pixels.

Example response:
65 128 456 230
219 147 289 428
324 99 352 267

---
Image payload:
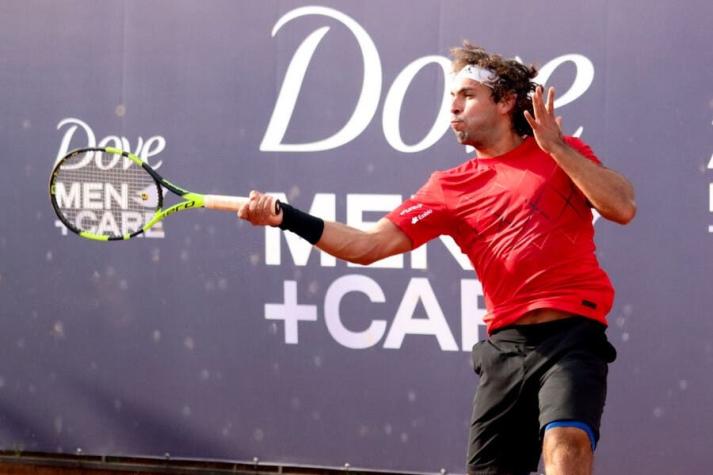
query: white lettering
534 54 595 109
55 211 161 238
399 203 422 216
140 136 165 168
383 278 458 351
260 6 381 152
324 275 387 349
410 208 432 224
82 183 104 210
265 281 318 344
382 56 452 153
105 183 128 209
96 137 125 170
56 118 96 167
97 210 120 236
459 279 486 351
56 118 165 169
54 182 81 209
59 182 128 211
75 210 97 232
121 211 145 235
260 6 596 155
267 276 485 351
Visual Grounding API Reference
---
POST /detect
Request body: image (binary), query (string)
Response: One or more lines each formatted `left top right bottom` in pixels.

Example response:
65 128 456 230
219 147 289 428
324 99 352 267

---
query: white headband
452 64 497 87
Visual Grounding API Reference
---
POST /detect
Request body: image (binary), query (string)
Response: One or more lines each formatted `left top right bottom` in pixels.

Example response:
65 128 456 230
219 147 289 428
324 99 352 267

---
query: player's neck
473 130 524 159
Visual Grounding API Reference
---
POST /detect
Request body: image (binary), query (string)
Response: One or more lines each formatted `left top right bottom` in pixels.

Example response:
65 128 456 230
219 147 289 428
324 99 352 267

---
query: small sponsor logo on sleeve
411 209 432 225
399 203 423 216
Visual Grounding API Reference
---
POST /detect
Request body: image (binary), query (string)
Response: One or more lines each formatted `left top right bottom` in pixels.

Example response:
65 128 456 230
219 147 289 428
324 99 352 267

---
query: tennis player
239 42 636 475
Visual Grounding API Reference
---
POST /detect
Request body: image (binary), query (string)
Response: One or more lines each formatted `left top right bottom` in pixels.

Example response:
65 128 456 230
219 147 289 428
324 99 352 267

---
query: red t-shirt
386 136 614 333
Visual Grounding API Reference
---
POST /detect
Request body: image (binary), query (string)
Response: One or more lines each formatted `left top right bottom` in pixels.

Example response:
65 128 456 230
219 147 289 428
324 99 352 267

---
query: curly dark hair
450 41 538 136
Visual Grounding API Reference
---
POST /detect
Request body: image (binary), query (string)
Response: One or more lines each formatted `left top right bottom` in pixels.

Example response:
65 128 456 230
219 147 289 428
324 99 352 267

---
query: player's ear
498 92 517 115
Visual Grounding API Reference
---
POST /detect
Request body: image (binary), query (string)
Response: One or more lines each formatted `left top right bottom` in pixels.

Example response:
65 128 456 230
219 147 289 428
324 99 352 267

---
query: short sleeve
385 172 452 249
565 136 602 165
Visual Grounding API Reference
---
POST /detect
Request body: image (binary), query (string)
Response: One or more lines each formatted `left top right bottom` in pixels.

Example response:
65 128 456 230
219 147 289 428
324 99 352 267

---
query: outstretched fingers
546 85 556 115
524 86 565 154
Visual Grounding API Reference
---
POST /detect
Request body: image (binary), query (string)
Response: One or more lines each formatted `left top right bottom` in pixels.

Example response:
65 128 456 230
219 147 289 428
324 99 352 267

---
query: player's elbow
616 183 637 224
604 200 637 225
351 255 377 266
620 200 637 224
350 251 385 266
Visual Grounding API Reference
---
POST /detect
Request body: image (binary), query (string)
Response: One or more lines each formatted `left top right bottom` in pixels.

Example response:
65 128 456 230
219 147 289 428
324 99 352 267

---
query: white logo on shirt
400 203 423 216
411 209 432 224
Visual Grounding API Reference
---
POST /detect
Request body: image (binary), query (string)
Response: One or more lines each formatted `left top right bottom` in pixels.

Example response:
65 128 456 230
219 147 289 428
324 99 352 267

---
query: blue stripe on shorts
544 420 597 450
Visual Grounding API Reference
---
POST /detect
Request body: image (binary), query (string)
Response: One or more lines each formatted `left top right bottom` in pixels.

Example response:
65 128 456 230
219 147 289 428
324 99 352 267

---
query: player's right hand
237 190 283 227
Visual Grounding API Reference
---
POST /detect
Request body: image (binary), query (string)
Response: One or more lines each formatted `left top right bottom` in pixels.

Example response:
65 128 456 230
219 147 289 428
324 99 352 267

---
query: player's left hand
524 86 567 155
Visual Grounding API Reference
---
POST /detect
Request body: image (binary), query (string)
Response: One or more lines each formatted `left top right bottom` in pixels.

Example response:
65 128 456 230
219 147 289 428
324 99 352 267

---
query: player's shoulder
433 157 478 179
416 162 471 197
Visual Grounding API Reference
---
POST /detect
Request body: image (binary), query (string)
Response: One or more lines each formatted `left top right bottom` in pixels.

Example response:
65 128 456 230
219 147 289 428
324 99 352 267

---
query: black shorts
466 317 617 475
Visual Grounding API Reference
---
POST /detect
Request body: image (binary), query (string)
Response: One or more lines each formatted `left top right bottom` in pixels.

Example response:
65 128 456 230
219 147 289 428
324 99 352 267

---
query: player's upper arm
348 218 413 265
316 217 413 266
354 217 413 266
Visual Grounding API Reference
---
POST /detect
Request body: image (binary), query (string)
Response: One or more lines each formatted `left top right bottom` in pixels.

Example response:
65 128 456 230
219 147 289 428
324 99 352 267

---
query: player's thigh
538 342 613 442
467 341 540 474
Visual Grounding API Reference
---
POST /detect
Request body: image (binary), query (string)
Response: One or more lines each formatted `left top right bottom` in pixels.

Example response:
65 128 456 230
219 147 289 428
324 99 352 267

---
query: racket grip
204 194 249 211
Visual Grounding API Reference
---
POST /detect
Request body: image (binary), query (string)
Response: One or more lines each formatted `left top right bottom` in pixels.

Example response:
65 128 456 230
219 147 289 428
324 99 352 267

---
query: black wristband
278 202 325 245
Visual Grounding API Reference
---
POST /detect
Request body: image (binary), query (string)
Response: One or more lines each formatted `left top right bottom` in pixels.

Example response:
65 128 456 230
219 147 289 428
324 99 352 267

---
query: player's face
449 77 501 147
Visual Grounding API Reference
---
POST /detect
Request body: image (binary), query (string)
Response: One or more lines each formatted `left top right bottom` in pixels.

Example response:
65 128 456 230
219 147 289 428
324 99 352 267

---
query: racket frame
50 146 208 241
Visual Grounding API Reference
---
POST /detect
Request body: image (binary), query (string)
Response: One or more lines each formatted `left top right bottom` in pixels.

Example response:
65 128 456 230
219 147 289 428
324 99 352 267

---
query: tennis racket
49 147 263 241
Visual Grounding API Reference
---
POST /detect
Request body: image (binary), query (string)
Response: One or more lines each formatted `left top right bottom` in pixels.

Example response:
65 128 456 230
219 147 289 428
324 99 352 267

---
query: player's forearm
239 193 411 263
549 143 637 224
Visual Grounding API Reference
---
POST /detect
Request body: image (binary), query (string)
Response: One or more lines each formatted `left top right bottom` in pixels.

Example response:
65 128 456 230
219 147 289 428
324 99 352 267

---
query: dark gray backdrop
1 1 712 473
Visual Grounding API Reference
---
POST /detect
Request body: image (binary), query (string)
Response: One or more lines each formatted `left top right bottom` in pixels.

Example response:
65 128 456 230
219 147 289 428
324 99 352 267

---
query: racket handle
204 194 249 211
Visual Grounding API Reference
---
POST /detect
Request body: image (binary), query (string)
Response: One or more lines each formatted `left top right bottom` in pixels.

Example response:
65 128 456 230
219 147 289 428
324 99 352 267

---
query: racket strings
52 150 159 238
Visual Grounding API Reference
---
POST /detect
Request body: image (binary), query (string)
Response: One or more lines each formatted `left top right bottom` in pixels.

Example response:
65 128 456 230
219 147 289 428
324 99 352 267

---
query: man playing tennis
239 42 636 475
